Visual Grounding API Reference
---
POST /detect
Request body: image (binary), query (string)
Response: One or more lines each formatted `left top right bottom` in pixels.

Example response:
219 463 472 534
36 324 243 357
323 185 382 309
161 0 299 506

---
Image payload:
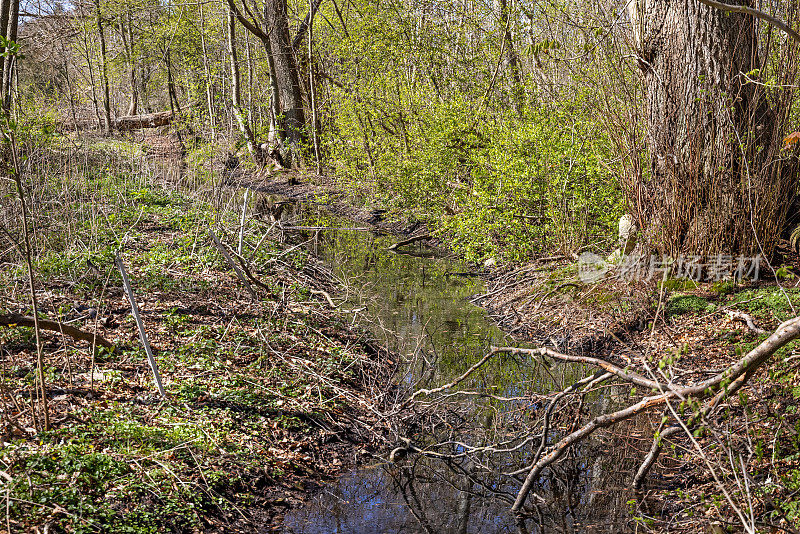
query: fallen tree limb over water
403 316 800 520
494 315 800 513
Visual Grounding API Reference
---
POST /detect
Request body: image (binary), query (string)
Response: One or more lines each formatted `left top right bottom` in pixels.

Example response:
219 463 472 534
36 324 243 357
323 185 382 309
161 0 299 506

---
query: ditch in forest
269 199 647 533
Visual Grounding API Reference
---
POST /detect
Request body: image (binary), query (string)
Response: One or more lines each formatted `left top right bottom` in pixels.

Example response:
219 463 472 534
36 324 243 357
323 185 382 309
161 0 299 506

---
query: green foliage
666 294 715 316
327 97 622 261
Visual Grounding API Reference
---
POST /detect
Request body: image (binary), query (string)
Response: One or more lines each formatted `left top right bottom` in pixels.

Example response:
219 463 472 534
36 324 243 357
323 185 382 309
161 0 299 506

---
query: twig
8 126 48 431
209 229 258 300
237 189 249 255
388 234 432 251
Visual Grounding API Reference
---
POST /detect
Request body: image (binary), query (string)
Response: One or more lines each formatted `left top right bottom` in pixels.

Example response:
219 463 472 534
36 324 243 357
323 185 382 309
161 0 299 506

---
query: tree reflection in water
280 204 652 533
284 430 644 534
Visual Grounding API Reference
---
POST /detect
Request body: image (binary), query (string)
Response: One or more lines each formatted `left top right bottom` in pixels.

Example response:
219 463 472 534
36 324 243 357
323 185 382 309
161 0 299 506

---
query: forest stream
271 199 642 534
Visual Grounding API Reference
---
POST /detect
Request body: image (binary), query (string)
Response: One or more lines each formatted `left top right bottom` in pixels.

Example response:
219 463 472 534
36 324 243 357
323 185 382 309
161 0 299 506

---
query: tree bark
113 109 174 131
264 0 307 165
119 11 138 116
226 0 307 166
1 0 18 112
94 0 112 134
629 0 795 257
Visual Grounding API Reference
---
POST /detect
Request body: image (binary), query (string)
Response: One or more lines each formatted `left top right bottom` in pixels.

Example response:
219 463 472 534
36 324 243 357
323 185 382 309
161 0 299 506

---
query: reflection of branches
399 313 800 526
391 464 436 534
495 316 800 513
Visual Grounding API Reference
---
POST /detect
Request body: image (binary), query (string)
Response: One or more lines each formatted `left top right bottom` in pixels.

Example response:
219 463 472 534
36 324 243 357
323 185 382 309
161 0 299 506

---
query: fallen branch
492 315 800 512
633 424 681 489
696 0 800 43
388 234 432 251
113 109 174 131
493 346 660 391
0 313 115 351
115 255 167 398
726 310 767 335
209 229 258 300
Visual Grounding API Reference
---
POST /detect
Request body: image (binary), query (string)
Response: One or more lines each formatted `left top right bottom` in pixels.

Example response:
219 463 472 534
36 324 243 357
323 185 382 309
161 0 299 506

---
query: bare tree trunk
199 3 216 141
227 8 261 163
77 5 102 129
119 11 138 116
94 0 112 134
629 0 795 257
264 0 307 165
164 47 184 149
1 0 17 112
307 0 320 172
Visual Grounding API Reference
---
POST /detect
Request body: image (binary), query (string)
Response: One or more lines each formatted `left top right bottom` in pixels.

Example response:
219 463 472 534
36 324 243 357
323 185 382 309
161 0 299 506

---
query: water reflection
279 202 640 533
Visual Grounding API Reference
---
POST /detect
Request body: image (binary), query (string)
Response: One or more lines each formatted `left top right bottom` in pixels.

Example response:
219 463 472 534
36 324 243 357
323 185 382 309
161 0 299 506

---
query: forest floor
0 136 396 533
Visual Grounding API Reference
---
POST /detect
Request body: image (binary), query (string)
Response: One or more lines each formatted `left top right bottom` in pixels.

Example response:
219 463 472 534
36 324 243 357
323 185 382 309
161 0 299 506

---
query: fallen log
0 313 115 352
113 109 174 131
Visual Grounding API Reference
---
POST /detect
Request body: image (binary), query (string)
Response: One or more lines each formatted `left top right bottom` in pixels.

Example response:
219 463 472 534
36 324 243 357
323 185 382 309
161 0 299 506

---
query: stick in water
115 254 167 397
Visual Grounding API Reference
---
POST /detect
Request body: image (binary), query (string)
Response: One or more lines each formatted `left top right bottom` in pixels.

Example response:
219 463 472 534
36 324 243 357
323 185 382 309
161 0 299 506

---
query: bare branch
0 313 115 351
696 0 800 43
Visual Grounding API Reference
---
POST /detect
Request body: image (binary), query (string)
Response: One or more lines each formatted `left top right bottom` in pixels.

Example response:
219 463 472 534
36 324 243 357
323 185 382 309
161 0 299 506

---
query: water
276 201 641 534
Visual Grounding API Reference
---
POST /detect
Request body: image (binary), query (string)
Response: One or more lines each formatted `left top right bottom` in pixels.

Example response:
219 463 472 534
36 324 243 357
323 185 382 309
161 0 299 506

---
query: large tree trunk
264 0 307 165
629 0 794 258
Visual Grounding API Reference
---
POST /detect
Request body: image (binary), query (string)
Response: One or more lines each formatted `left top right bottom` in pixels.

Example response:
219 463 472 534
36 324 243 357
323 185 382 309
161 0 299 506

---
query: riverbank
248 163 800 530
0 142 395 532
479 258 800 531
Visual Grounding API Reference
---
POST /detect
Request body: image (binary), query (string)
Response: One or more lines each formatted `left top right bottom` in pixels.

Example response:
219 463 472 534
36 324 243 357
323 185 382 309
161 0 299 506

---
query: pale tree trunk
1 0 17 112
629 0 795 257
227 7 261 163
